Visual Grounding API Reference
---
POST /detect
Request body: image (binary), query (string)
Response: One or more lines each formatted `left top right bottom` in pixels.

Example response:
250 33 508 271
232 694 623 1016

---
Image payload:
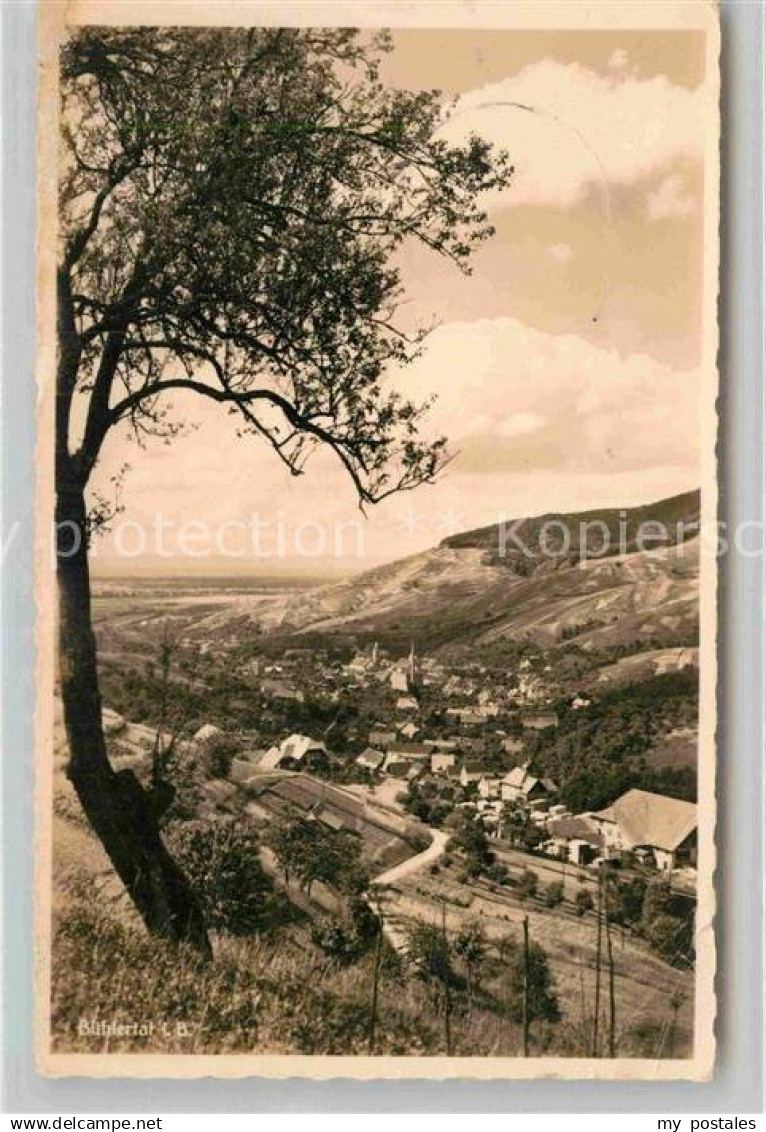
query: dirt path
373 828 449 887
368 827 449 952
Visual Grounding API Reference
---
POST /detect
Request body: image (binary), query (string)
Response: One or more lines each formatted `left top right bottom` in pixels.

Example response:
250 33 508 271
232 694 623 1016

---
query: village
78 607 701 1057
209 641 694 879
103 632 698 909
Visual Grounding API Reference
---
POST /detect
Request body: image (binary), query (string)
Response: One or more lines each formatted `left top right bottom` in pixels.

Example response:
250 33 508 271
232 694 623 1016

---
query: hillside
278 490 700 652
442 489 700 558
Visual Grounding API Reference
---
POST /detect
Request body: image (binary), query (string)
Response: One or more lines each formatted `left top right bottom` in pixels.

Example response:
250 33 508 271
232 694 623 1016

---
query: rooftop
594 789 697 852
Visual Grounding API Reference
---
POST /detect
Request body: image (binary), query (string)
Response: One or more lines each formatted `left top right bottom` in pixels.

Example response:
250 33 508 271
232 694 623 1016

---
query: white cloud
646 173 697 221
445 60 705 209
390 317 699 477
91 318 701 568
546 242 574 263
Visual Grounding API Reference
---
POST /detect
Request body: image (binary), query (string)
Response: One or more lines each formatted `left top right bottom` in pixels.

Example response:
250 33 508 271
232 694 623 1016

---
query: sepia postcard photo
35 0 720 1080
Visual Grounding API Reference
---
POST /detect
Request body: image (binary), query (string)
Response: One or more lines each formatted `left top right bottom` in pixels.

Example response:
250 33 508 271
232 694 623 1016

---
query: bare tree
56 26 511 951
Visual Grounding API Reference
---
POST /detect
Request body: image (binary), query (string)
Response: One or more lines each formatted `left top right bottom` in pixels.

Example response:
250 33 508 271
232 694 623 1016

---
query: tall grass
51 871 442 1056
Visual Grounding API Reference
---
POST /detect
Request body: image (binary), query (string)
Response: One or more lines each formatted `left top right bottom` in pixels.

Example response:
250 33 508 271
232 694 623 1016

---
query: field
381 856 694 1058
244 772 426 874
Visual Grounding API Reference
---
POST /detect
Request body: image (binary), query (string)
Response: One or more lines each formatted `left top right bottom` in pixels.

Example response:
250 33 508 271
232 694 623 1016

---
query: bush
311 900 380 965
169 820 278 935
574 888 594 916
544 880 565 908
518 868 539 901
488 862 509 885
203 733 240 779
644 914 687 963
505 939 560 1025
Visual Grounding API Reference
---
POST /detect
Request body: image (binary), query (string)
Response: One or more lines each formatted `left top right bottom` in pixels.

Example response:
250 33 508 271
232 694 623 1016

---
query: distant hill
279 490 701 652
441 489 700 561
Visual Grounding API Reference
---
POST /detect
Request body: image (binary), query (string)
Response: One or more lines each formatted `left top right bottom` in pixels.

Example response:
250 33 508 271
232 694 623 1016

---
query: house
501 765 528 801
502 736 524 757
521 711 559 731
386 741 430 762
369 729 397 749
193 723 224 744
460 761 486 788
424 738 460 753
389 668 410 693
262 678 305 704
547 815 602 865
356 747 386 772
446 708 486 726
431 751 457 775
478 775 502 800
278 733 327 765
591 789 697 873
396 695 419 712
201 779 237 809
398 721 420 739
500 764 558 804
310 804 351 834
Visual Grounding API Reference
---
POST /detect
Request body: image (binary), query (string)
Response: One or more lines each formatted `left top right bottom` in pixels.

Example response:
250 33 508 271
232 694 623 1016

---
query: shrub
518 868 539 901
505 939 560 1025
644 914 687 963
169 820 278 935
311 900 380 965
574 888 594 916
204 733 240 779
544 880 565 908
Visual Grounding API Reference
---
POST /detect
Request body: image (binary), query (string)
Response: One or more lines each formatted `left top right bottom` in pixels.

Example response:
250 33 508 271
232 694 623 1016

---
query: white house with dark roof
500 764 557 804
592 788 697 873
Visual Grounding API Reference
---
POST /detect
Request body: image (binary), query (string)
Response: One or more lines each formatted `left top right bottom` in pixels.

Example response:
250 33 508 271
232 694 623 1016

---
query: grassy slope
50 787 693 1059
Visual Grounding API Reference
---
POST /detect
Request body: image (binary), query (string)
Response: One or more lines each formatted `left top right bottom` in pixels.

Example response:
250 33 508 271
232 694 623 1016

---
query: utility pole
522 915 530 1057
591 864 603 1057
442 900 452 1056
368 895 383 1055
668 992 682 1058
605 876 616 1058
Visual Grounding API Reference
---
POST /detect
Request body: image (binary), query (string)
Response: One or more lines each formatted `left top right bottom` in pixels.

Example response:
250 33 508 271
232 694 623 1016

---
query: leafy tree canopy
59 26 512 502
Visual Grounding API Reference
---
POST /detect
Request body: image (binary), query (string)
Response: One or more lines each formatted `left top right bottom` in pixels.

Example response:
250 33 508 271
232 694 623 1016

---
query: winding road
368 826 450 952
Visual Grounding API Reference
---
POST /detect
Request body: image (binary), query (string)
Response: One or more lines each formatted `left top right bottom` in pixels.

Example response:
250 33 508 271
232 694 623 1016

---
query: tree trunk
56 476 211 957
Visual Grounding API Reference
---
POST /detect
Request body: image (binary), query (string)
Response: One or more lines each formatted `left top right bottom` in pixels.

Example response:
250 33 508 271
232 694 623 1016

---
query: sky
89 28 709 575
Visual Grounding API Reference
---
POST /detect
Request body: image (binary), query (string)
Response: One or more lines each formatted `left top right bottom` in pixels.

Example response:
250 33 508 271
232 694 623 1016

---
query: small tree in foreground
544 880 565 909
518 868 539 902
575 888 594 917
55 26 511 951
169 821 275 935
506 939 561 1028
